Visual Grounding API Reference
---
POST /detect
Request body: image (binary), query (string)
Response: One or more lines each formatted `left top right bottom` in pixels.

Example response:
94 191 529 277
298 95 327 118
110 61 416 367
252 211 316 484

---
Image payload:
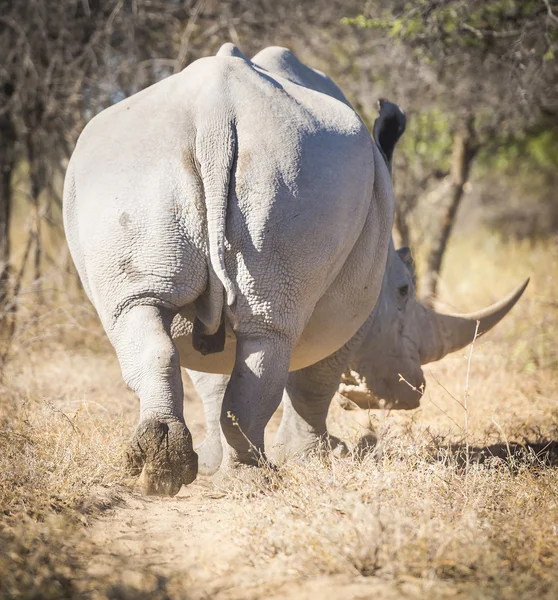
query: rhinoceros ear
373 99 406 175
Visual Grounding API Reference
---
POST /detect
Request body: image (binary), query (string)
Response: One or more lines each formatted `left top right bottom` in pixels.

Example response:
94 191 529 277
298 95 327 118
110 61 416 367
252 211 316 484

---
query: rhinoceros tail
194 117 237 336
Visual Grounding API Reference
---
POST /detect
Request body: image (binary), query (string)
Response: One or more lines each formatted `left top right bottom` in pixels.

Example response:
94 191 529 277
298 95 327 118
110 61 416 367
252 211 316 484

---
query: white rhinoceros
63 43 398 495
189 48 528 474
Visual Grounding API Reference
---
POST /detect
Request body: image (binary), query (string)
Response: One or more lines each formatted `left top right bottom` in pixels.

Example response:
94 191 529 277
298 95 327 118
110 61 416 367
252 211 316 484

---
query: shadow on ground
444 440 558 468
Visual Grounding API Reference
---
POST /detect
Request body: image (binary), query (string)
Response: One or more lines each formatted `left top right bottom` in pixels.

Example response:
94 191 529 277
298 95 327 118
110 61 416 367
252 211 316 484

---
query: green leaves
399 109 453 172
343 0 554 60
341 12 423 41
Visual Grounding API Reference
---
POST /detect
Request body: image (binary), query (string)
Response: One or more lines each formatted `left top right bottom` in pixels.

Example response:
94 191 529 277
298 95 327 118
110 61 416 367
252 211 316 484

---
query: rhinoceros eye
398 284 409 298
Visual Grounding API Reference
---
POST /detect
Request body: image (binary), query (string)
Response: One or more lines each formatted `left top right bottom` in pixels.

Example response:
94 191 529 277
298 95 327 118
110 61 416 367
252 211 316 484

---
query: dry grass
225 433 558 599
0 231 557 598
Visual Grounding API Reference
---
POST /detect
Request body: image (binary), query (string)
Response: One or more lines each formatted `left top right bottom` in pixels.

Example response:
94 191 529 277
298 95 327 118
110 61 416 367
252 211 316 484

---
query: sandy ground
89 486 458 600
85 379 452 600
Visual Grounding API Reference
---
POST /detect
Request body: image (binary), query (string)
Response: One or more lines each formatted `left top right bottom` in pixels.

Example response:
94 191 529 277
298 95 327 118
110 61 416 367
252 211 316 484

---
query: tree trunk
27 138 45 304
0 114 16 306
30 172 43 304
420 116 478 307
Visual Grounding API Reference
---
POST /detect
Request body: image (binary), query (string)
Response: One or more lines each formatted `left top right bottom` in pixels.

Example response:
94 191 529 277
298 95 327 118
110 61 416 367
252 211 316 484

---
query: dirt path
88 481 445 600
84 375 464 600
89 481 248 598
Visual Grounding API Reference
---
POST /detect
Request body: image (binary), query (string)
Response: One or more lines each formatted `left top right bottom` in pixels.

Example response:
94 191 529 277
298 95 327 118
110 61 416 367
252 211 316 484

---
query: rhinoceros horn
418 278 529 365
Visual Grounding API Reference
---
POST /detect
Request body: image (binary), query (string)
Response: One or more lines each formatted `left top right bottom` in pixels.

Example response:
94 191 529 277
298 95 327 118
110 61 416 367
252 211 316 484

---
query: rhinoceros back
63 46 379 359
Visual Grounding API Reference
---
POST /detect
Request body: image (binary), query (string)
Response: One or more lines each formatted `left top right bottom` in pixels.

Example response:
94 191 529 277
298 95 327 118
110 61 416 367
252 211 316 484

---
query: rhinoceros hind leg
110 304 198 496
220 334 293 467
128 418 197 495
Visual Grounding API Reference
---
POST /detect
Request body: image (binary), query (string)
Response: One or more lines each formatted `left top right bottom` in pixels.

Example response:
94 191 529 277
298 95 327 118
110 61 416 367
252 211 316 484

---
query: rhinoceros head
338 243 529 410
337 98 528 411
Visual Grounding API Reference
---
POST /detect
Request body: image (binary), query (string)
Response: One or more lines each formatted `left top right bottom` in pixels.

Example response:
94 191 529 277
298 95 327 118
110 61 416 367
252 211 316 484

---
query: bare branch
542 0 558 26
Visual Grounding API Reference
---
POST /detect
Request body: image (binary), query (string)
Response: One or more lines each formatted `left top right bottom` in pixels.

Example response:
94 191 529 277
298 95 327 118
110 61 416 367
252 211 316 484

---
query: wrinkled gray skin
193 240 528 473
189 50 529 475
337 248 528 412
63 44 395 495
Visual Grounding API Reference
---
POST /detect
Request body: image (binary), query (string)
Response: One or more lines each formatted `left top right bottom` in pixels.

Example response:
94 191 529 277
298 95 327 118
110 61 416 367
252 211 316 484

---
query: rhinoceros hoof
195 437 223 477
273 433 349 462
127 418 198 496
212 459 280 493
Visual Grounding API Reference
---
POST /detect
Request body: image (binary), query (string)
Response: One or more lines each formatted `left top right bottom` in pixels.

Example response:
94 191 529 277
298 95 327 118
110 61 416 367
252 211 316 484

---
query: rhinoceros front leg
272 331 370 461
220 334 292 467
110 305 198 496
272 355 347 461
187 369 229 475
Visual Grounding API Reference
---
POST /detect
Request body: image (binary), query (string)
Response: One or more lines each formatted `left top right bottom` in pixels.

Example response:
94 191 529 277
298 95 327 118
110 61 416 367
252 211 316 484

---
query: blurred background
0 0 557 357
